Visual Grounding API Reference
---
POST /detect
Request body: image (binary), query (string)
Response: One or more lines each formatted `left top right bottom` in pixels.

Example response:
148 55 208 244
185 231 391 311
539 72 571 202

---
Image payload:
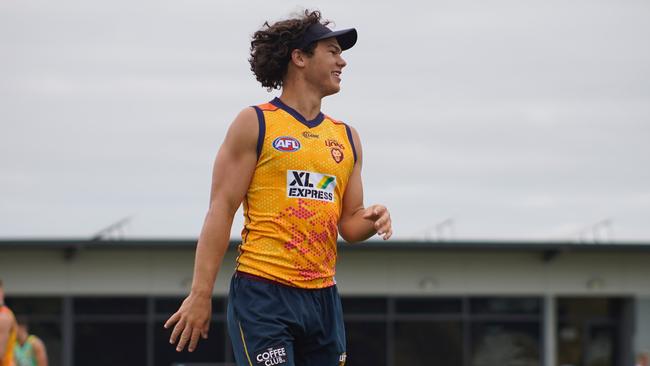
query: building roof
1 238 649 252
3 238 649 263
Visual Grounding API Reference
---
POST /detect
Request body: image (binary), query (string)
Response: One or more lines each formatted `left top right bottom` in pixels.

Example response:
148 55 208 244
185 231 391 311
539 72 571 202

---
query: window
394 321 462 366
470 297 540 316
345 321 387 366
395 298 462 315
75 322 147 366
470 322 540 366
74 297 147 315
341 297 387 315
6 297 61 316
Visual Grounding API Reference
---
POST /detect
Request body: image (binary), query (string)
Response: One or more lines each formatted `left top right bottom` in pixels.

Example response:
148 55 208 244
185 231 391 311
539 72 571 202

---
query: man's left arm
31 336 48 366
338 126 392 243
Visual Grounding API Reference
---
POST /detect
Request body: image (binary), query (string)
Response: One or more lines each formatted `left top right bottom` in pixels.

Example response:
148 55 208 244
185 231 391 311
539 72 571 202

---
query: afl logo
273 136 301 152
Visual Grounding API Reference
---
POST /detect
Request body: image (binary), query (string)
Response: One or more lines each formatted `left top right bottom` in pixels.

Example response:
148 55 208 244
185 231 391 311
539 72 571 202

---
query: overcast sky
1 0 649 241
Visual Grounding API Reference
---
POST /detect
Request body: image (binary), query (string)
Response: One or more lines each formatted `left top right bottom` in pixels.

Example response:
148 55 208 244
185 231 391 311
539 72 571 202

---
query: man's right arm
0 313 11 357
164 107 259 353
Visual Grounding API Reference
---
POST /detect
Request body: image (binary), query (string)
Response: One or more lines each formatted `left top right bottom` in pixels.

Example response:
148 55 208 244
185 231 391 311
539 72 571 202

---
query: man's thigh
294 285 346 366
227 274 296 366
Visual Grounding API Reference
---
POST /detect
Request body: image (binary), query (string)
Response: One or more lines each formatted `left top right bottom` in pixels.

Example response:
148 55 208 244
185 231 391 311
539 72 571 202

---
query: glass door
556 298 623 366
583 322 617 366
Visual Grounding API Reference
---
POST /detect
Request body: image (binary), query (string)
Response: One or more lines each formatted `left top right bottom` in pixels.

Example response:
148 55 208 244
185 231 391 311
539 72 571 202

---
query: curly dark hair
249 10 330 91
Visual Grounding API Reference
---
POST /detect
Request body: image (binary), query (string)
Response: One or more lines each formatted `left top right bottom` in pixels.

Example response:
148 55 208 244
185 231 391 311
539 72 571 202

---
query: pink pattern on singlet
275 199 339 283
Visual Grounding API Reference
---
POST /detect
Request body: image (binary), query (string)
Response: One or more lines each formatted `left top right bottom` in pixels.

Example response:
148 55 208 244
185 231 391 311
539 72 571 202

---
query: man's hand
362 204 392 240
164 293 212 352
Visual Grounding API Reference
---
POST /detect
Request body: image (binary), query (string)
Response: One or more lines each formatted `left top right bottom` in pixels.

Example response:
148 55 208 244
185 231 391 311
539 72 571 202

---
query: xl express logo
273 136 301 152
287 170 336 202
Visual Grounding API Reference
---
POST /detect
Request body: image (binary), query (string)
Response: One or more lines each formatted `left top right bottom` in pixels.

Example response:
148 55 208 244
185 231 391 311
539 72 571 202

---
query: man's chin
323 85 341 97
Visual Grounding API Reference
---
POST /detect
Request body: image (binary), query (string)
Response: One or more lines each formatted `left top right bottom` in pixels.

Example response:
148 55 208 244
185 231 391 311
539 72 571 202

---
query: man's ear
290 49 307 68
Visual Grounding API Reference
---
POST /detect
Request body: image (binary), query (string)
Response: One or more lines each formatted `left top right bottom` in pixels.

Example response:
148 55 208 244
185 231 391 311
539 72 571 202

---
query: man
0 279 17 366
14 317 48 366
165 10 392 366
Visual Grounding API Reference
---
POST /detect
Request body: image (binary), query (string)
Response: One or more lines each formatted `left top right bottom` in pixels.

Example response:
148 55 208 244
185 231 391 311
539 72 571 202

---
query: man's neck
279 83 323 120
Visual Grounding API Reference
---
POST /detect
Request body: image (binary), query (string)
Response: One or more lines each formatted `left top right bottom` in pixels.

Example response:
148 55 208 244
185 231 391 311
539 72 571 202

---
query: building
1 239 649 366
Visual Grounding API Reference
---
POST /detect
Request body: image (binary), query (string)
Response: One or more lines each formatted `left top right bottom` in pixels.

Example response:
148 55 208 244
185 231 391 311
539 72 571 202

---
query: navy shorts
227 272 347 366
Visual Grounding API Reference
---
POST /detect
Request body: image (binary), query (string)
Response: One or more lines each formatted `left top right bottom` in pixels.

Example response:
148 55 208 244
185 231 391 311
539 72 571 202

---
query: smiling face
302 38 347 97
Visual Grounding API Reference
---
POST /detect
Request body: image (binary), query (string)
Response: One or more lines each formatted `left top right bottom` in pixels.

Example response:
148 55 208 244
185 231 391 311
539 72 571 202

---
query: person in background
14 317 47 366
0 279 17 366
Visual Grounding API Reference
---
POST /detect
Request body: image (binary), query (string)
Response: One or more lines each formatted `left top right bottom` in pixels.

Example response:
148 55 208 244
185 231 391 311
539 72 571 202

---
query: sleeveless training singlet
0 306 16 366
14 335 36 366
236 97 357 289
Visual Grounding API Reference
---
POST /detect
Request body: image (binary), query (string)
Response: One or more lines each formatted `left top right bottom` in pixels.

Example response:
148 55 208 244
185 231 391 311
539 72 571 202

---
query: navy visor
293 23 357 51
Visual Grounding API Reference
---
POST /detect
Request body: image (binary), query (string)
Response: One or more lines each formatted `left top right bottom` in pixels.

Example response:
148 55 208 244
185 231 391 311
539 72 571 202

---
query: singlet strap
251 106 266 160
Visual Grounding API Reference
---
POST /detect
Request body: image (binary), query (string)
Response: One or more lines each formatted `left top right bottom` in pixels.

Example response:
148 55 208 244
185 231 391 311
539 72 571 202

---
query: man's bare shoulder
0 307 13 318
232 107 258 126
30 335 46 349
345 124 363 164
224 107 259 146
347 124 360 139
0 310 13 328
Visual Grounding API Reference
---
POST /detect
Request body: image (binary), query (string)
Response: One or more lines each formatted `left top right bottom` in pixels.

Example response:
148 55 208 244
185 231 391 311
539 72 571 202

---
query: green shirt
14 335 37 366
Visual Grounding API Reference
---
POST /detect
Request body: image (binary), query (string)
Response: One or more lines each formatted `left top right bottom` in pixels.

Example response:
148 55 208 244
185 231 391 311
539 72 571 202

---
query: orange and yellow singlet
236 98 357 289
0 305 16 366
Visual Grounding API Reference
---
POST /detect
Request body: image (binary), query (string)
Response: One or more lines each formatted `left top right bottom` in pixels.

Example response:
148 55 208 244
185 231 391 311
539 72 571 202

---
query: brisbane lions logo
330 148 344 163
325 139 344 163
